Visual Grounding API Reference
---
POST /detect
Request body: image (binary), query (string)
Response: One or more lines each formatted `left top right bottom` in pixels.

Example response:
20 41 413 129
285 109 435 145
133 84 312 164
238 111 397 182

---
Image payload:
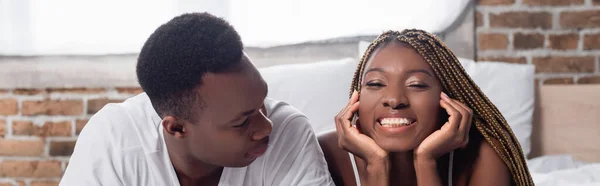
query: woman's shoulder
459 138 512 186
317 130 358 186
317 130 347 162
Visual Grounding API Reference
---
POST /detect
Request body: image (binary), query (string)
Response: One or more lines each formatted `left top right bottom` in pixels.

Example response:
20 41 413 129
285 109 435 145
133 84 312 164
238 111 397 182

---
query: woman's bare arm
468 140 511 186
414 157 443 186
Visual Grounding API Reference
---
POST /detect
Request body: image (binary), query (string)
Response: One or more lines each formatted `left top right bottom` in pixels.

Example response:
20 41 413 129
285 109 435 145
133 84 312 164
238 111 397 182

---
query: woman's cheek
357 92 379 134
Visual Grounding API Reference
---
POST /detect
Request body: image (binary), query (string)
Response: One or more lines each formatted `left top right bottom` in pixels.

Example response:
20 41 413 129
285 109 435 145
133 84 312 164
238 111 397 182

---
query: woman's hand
415 92 473 160
336 91 390 186
335 91 388 163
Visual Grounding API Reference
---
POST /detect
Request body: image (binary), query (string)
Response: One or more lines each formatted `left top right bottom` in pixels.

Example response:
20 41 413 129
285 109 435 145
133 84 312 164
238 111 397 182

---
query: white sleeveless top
348 151 454 186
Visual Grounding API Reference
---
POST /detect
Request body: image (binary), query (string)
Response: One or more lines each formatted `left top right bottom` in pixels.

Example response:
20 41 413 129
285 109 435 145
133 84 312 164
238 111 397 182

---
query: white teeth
380 118 414 127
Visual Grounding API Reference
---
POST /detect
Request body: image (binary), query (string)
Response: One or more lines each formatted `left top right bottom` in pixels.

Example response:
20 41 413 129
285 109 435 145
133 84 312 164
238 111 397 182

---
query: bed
527 85 600 186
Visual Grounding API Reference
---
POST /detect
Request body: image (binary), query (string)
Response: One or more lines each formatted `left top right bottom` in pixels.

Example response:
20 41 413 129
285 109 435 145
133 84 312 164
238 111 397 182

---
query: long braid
350 29 534 186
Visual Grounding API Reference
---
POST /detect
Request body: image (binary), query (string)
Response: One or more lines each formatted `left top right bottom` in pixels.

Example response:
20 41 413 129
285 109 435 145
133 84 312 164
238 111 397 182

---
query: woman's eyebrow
364 67 385 75
406 69 433 77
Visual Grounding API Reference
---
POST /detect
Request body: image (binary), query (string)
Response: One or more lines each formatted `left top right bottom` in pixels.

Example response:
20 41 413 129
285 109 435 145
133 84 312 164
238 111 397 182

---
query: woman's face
358 42 443 153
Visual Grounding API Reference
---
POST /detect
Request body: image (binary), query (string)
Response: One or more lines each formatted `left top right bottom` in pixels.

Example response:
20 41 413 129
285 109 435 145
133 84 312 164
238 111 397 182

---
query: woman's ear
162 116 186 138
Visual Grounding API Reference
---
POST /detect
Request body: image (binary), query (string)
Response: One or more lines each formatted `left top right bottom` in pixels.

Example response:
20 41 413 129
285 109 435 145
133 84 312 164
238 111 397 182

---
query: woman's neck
388 152 417 186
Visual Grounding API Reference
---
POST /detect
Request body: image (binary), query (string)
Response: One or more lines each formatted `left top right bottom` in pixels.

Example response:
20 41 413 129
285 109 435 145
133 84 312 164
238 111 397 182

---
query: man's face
184 54 272 167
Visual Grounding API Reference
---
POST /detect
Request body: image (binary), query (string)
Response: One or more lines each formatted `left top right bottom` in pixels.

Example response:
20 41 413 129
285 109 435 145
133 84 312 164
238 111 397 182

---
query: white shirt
60 93 334 186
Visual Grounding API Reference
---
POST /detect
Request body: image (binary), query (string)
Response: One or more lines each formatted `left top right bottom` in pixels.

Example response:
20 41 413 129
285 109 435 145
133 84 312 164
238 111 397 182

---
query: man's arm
264 115 335 186
59 108 124 186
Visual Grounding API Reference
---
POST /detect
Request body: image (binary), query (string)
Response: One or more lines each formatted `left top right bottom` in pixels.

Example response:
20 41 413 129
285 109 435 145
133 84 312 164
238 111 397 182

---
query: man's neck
175 166 223 186
164 133 224 186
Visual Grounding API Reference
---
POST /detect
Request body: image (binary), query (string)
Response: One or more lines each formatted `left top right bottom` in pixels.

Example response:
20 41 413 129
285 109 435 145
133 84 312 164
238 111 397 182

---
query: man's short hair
136 12 243 120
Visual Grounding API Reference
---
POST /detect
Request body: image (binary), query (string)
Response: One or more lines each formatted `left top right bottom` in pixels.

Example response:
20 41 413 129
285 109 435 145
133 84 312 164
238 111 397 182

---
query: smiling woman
318 29 534 186
356 42 444 153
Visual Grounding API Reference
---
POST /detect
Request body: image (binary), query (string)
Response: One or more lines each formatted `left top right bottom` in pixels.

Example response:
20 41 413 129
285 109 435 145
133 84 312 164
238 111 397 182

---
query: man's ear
162 116 186 138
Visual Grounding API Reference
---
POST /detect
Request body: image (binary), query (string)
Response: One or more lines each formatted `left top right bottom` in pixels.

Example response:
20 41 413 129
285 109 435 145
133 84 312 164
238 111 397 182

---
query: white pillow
258 58 358 133
462 61 535 157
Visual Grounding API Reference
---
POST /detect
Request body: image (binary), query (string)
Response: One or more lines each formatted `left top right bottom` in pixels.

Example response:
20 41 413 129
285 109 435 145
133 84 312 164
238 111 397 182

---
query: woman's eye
366 81 385 87
408 83 429 88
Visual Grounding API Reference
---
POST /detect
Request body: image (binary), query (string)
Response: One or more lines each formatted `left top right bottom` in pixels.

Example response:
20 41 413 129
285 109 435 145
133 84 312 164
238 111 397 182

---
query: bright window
0 0 470 55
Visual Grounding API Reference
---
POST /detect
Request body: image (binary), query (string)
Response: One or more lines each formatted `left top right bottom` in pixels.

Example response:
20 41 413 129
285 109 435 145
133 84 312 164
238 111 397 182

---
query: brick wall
0 87 142 186
476 0 600 84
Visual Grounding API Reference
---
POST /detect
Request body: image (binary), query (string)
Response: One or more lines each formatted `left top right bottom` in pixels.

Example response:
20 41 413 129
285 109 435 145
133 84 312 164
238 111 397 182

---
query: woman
318 29 533 186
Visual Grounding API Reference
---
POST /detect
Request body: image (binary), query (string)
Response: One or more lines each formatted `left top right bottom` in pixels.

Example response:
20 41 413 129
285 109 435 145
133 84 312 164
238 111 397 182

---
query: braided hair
350 29 534 186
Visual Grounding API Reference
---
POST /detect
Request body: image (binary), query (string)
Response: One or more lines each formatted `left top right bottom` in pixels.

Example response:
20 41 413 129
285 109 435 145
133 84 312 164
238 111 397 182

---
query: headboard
530 85 600 162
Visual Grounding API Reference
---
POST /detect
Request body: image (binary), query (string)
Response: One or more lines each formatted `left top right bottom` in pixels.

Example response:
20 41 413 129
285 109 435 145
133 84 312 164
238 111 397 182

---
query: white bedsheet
528 155 600 186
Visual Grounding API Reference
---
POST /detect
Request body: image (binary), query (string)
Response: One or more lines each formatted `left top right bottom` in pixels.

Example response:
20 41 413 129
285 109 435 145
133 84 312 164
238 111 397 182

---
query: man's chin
223 158 257 168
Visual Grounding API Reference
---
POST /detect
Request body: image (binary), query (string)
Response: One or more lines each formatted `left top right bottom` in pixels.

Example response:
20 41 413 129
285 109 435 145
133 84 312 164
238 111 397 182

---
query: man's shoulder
78 93 160 151
240 98 335 186
264 98 312 132
264 97 303 117
85 93 148 129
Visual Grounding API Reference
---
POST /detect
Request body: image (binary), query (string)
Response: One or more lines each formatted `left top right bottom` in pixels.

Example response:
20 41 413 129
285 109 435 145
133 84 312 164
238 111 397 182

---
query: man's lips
247 138 269 158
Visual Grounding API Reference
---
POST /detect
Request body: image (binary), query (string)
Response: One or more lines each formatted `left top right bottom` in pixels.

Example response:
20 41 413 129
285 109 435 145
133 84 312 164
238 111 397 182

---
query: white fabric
529 155 600 186
1 0 470 55
259 58 359 133
460 60 536 157
60 93 334 186
348 153 361 186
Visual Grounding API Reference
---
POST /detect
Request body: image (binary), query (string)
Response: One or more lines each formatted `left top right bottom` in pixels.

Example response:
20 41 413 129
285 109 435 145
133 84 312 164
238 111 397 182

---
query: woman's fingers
441 92 472 148
336 91 358 117
440 92 461 131
336 91 361 149
343 101 360 128
336 91 359 125
453 100 473 131
350 90 359 104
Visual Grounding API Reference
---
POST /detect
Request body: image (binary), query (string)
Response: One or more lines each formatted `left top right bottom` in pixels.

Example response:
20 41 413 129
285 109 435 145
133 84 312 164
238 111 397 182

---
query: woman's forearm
414 157 443 186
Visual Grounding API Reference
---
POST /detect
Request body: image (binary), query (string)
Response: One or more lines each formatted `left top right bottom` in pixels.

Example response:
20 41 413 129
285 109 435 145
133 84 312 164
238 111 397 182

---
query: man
60 12 334 186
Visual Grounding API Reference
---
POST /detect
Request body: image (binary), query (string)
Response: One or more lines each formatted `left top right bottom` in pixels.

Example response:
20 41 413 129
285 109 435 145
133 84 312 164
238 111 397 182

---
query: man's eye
234 118 249 128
